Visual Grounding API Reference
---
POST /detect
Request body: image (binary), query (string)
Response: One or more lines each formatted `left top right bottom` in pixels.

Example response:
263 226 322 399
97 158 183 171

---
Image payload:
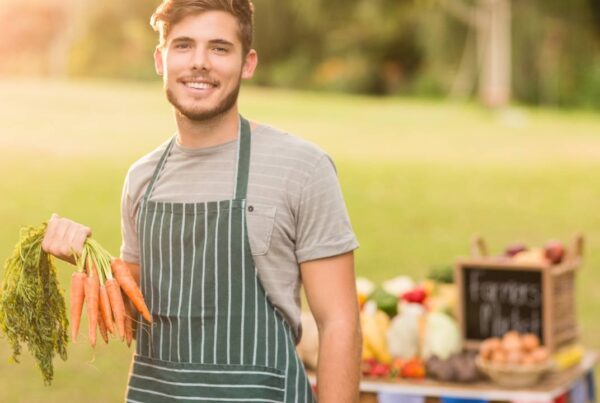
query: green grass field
1 78 599 402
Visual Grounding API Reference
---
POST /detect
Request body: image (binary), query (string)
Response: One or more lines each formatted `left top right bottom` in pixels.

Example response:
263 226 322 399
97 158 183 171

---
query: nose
191 47 211 71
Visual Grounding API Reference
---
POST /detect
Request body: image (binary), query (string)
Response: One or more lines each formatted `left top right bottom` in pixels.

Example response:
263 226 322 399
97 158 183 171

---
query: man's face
154 11 257 122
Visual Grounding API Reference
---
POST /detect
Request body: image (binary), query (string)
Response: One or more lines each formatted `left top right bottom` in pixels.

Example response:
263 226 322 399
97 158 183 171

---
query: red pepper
370 363 390 378
361 359 378 377
402 288 427 304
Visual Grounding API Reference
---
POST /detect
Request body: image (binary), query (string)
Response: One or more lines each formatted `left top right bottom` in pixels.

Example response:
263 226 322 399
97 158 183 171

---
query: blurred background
2 0 600 107
1 0 600 401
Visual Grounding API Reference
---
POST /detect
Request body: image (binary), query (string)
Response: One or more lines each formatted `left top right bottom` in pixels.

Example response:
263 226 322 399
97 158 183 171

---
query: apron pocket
127 354 286 403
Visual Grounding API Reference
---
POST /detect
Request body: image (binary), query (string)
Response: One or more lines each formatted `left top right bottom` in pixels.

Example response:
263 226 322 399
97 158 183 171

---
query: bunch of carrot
72 239 152 347
0 223 153 385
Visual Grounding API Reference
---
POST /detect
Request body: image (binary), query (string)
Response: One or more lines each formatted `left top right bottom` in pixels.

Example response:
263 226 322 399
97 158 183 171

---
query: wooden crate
455 235 583 352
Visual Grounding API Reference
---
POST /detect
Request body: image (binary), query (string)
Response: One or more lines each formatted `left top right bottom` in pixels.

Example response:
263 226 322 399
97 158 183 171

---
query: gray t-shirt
120 123 359 341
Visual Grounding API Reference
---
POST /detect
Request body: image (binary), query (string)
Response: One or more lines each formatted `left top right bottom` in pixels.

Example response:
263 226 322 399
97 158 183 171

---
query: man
42 0 361 401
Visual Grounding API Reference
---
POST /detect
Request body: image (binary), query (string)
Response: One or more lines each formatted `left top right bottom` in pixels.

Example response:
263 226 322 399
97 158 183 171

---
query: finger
65 223 78 246
54 219 69 244
43 216 64 253
54 221 72 258
72 229 89 257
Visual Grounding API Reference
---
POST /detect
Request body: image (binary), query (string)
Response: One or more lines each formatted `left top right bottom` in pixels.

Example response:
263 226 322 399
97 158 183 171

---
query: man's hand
41 214 92 265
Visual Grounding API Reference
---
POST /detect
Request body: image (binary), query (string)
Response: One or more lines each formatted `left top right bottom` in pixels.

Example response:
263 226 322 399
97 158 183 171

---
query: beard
166 75 241 122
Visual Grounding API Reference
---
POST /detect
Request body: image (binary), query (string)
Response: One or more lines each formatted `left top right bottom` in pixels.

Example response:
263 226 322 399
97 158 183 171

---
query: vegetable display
356 274 464 380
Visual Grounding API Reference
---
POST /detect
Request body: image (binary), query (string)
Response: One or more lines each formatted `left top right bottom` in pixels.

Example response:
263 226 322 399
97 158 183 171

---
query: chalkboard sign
454 258 571 350
461 265 544 342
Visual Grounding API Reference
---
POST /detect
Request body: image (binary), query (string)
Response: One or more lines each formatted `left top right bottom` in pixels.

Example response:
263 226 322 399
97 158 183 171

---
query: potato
521 333 540 351
501 331 522 352
531 347 549 363
506 350 523 364
491 349 507 364
522 354 536 366
480 338 500 360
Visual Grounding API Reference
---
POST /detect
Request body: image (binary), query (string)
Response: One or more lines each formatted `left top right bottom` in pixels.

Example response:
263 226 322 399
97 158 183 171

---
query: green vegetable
0 224 68 385
427 265 454 284
369 287 397 318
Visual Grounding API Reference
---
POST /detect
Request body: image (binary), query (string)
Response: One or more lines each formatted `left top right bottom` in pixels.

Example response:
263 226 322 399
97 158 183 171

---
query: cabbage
386 303 425 359
421 312 462 360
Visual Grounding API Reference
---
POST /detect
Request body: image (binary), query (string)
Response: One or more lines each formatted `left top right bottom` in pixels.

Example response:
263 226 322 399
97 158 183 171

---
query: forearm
316 320 362 403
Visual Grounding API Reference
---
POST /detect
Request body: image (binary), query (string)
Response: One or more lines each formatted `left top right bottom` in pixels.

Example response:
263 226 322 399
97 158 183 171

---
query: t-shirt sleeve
120 174 141 264
294 154 359 263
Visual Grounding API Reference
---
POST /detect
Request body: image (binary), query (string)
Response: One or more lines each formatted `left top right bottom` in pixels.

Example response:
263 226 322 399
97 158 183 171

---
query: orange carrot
84 259 100 348
97 305 109 344
111 259 152 323
99 284 115 335
105 278 126 340
70 271 86 341
123 295 134 347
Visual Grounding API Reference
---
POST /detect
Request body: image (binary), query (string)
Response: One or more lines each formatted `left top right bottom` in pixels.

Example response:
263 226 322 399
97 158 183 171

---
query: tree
438 0 512 108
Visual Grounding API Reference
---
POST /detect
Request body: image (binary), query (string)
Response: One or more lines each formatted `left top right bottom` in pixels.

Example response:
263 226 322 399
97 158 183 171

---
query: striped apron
126 117 316 403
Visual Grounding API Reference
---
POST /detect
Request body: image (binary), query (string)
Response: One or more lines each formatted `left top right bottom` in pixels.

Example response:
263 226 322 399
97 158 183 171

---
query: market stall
300 235 597 403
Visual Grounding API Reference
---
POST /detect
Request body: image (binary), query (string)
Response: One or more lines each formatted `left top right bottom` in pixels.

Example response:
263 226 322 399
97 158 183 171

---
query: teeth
185 82 214 89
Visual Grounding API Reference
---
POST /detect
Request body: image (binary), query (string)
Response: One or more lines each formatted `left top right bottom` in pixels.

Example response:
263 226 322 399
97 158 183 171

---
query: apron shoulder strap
233 117 251 201
142 137 176 204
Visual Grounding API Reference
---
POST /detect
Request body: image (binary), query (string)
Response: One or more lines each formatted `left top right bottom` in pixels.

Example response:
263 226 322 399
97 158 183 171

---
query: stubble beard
166 76 242 122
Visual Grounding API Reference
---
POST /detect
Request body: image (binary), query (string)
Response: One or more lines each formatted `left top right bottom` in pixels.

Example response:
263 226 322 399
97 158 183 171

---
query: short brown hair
150 0 254 55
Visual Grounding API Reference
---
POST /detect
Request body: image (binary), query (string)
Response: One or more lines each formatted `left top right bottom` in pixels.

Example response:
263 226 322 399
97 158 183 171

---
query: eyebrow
169 37 235 47
208 39 235 47
170 36 194 45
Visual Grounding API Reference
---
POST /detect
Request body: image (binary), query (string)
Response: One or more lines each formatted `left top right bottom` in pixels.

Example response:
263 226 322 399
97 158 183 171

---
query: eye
212 46 228 54
174 43 191 50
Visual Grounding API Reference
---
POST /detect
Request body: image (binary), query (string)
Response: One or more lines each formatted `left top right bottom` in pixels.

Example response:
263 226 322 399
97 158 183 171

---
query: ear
154 46 164 76
241 49 258 80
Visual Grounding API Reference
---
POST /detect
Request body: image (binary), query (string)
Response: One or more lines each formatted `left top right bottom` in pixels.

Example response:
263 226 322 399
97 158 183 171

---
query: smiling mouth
180 79 219 90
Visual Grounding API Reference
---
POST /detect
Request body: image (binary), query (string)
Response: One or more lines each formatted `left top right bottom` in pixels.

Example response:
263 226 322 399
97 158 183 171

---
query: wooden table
314 351 598 402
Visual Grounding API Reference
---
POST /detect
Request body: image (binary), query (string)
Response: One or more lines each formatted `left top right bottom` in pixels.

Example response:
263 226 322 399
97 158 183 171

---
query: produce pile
478 331 549 366
475 332 553 387
0 223 152 385
484 239 570 266
356 269 477 382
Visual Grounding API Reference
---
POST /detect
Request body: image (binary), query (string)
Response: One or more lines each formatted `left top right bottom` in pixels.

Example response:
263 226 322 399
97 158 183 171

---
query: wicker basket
475 356 554 387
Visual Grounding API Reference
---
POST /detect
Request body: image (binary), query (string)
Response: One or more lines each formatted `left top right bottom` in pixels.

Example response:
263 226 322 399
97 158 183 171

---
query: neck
175 106 240 148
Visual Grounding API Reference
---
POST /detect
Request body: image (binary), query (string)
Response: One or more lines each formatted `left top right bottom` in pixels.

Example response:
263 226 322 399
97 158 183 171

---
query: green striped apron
126 117 316 402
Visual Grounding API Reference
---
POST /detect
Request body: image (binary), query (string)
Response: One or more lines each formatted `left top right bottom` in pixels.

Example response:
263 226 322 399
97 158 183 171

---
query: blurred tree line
2 0 600 108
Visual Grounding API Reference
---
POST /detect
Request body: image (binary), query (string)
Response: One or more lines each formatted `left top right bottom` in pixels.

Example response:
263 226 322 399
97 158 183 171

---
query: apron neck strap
233 116 251 201
142 115 252 204
142 136 176 204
